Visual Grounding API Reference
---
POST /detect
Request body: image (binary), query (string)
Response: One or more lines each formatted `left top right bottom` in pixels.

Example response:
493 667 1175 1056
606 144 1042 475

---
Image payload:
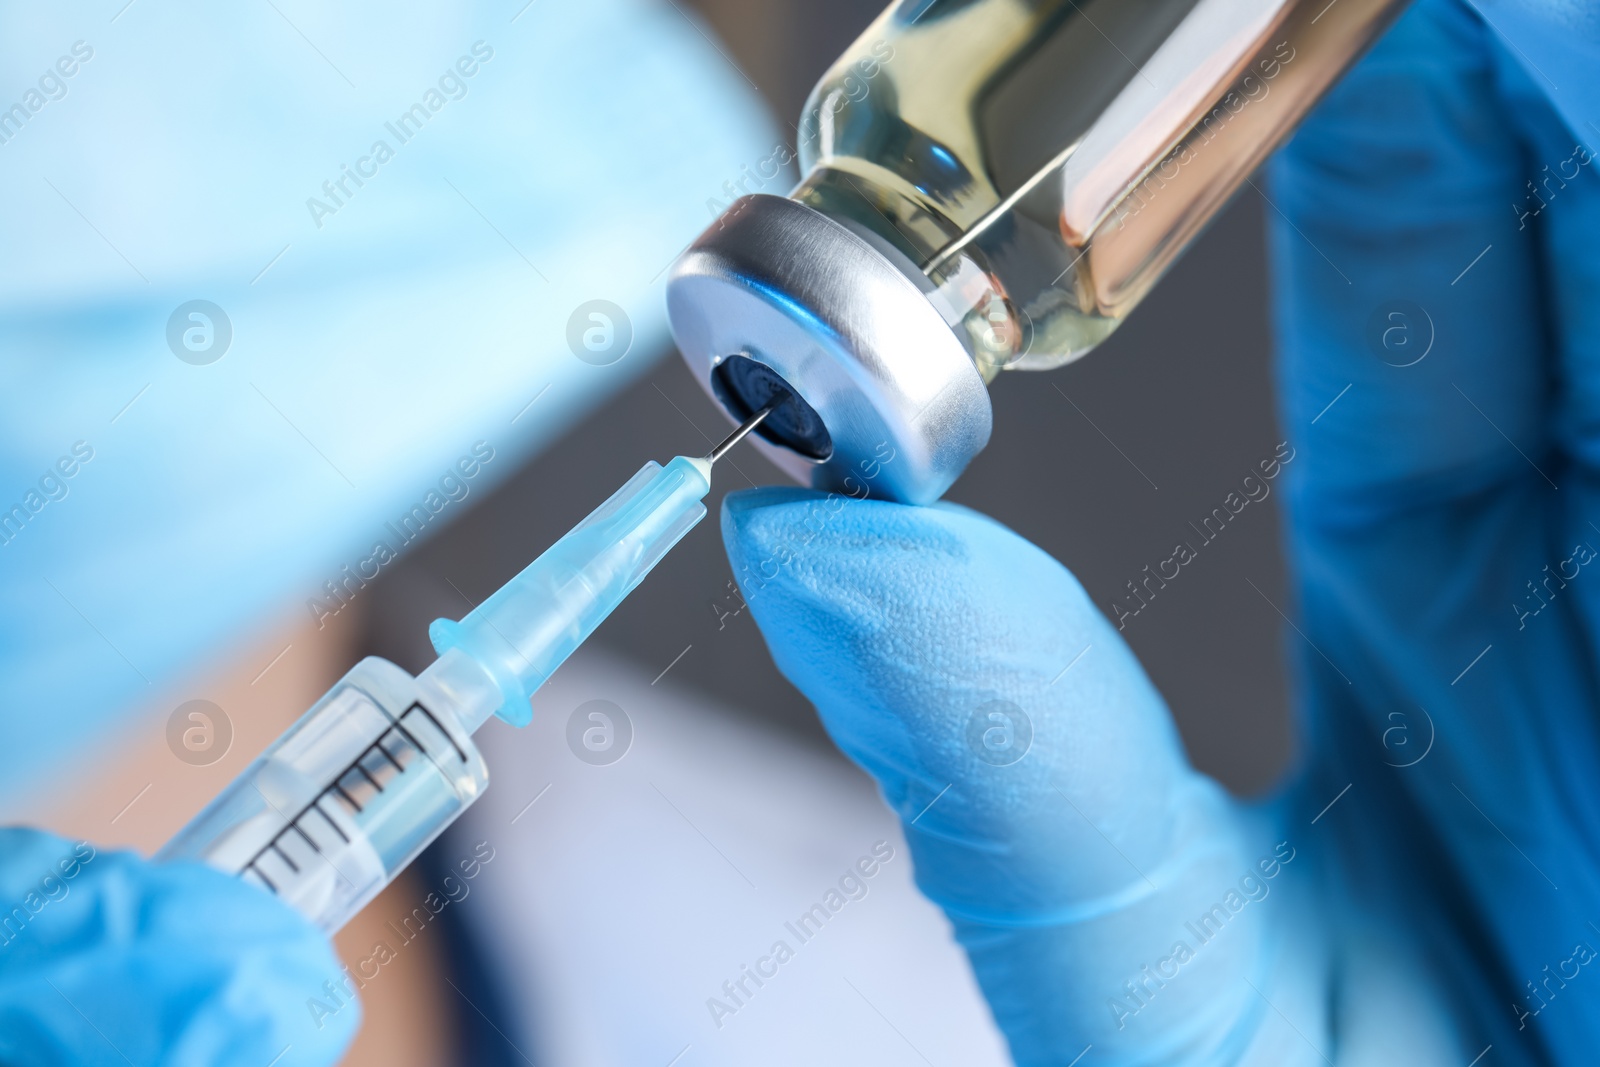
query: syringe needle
706 406 773 465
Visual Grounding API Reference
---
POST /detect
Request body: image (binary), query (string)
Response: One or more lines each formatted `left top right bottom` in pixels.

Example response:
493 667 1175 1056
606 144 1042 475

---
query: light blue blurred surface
0 0 775 803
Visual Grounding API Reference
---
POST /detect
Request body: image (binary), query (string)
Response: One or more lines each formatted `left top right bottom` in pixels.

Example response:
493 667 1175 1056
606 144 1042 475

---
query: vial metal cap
667 194 992 506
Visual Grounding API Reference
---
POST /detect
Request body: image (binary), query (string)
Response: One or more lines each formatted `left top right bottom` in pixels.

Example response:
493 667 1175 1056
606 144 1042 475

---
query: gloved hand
0 828 356 1067
722 0 1600 1062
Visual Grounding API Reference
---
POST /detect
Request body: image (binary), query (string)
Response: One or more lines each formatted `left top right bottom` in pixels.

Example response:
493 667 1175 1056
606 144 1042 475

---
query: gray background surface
365 0 1295 795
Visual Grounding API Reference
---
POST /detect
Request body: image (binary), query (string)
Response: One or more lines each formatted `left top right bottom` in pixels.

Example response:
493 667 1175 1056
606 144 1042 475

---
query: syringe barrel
429 456 711 726
157 657 489 933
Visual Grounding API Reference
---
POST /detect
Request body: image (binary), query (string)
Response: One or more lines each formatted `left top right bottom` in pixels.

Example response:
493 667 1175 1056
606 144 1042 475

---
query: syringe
157 408 771 932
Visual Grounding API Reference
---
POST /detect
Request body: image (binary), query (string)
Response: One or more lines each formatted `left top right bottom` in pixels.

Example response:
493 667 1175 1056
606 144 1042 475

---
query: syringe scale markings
241 701 462 899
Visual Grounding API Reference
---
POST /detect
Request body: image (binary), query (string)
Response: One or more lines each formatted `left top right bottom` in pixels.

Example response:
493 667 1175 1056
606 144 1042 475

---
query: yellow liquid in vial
791 0 1403 378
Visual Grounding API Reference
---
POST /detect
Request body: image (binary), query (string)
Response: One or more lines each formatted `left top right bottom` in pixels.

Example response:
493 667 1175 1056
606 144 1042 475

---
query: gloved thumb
722 487 1300 1062
0 827 358 1067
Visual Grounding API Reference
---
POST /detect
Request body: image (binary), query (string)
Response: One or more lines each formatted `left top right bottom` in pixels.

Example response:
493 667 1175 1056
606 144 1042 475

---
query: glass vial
669 0 1407 503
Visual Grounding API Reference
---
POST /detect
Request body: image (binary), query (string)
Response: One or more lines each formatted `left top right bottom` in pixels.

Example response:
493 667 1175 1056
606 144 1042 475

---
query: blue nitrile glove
722 0 1600 1062
0 829 356 1067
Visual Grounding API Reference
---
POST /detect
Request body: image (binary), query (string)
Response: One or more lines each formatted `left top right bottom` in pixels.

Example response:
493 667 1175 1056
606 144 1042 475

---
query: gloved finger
1449 0 1600 470
723 489 1312 1062
1267 5 1600 1058
1269 0 1550 519
0 827 357 1067
1509 62 1600 472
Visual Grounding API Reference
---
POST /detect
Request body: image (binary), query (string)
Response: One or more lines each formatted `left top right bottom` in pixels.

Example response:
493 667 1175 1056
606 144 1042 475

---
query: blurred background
11 0 1292 1062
